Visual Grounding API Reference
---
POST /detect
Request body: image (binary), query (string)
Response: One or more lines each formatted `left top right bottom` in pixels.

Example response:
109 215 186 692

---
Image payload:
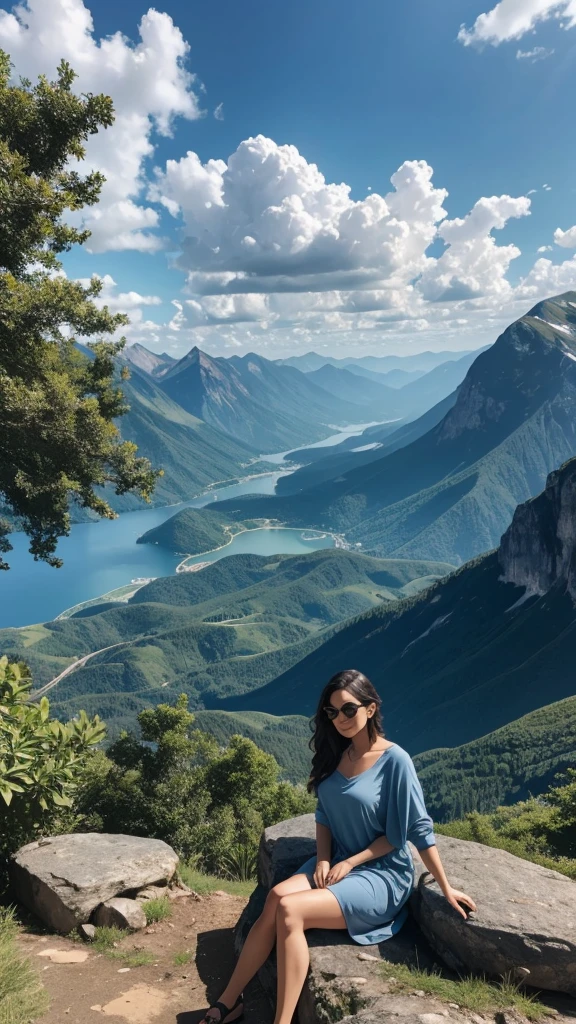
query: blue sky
2 0 576 356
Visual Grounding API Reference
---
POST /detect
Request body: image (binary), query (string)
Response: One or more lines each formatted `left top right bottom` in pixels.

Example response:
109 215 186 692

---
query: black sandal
199 994 244 1023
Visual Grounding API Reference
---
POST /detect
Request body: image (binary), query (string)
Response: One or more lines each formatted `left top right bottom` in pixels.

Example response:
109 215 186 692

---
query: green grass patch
378 961 552 1021
108 949 156 968
173 950 193 966
93 925 125 952
142 898 172 924
0 906 49 1024
180 864 256 898
93 926 155 968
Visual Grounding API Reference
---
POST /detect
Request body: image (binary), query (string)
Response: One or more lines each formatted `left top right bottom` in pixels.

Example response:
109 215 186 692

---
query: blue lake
0 423 378 628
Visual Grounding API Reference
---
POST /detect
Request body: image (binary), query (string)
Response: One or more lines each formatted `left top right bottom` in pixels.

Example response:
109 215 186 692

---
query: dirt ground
17 892 274 1024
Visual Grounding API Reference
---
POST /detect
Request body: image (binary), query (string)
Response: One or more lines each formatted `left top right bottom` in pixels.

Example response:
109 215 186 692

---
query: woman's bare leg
274 888 346 1024
201 874 312 1022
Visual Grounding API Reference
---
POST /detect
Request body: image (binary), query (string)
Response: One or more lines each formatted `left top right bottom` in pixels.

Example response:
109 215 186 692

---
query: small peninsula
136 507 239 555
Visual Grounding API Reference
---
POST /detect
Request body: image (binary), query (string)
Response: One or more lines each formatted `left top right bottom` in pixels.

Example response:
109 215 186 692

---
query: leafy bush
0 657 105 871
437 769 576 879
221 842 258 882
71 693 314 876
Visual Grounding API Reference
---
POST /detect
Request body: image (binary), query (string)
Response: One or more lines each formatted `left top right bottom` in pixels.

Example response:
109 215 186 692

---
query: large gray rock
411 834 576 997
10 833 178 933
93 897 147 931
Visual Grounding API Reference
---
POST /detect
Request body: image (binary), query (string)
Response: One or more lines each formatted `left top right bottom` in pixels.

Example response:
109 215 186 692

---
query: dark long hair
307 669 384 794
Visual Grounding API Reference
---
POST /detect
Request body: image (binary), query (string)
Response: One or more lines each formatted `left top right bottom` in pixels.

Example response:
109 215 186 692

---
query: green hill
0 549 452 735
219 458 576 759
137 506 238 554
188 695 576 803
414 696 576 822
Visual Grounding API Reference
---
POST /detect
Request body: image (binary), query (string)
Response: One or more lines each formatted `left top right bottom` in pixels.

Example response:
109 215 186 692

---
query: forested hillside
0 549 452 737
219 458 576 757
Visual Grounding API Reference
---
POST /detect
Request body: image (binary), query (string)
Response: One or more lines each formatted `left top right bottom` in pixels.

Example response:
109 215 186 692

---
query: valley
3 293 576 823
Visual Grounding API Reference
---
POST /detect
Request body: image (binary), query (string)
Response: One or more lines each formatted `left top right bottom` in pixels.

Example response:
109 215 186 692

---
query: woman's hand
443 886 477 919
326 859 353 885
314 859 331 888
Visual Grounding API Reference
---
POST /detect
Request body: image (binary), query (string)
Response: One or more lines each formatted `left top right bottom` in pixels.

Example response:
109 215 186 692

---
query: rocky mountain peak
436 292 576 443
499 457 576 600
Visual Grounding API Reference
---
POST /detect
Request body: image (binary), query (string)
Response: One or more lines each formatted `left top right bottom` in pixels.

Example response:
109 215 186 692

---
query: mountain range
219 455 576 757
276 349 477 374
206 293 576 565
158 347 368 452
108 365 258 510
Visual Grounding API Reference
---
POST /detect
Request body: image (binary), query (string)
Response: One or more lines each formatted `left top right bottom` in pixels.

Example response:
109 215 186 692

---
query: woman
199 669 476 1024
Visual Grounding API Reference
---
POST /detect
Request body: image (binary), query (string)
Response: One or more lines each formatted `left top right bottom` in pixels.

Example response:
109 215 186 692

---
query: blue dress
293 744 436 944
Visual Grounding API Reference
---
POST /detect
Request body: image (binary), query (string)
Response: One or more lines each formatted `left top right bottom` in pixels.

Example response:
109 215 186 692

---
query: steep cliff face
499 457 576 599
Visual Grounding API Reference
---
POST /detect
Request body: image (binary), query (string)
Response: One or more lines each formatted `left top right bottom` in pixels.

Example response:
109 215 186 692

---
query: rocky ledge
235 814 576 1023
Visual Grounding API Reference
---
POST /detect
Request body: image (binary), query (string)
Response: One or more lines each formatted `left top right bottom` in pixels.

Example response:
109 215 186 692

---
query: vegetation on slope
137 506 238 554
437 769 576 880
414 696 576 822
109 368 259 511
0 550 452 738
220 551 576 755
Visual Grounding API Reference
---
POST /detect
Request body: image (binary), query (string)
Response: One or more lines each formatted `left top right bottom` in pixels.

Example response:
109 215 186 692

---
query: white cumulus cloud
554 225 576 247
153 135 449 297
459 0 576 47
0 0 203 252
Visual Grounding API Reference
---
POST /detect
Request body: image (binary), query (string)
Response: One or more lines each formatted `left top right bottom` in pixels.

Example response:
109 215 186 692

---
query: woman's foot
199 994 244 1023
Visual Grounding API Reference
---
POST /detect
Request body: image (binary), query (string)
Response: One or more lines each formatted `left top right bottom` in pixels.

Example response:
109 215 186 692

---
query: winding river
0 423 378 628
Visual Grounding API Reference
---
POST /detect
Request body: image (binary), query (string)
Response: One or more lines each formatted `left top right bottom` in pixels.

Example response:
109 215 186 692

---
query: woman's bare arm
417 845 477 919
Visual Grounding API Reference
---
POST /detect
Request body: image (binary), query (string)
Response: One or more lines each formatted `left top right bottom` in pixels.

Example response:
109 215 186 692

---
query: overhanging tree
0 51 160 569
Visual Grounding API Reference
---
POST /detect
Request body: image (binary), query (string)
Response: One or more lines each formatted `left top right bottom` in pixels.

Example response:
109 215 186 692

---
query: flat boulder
93 897 147 931
410 834 576 997
10 833 178 933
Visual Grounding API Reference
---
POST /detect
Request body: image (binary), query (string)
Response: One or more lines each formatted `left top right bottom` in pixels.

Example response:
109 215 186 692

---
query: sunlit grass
173 949 193 966
378 961 552 1021
142 898 172 924
0 906 49 1024
180 864 256 898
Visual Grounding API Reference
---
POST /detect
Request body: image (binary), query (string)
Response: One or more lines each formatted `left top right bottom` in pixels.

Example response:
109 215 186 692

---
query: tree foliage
436 768 576 879
0 657 105 867
72 694 315 876
0 51 159 569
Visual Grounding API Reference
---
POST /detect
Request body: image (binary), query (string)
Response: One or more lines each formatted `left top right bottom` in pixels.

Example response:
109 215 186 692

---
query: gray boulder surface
411 834 576 997
236 812 576 1022
10 833 179 933
93 896 147 931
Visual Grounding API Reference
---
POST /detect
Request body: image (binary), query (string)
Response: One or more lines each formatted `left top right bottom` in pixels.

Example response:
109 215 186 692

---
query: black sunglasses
323 700 372 721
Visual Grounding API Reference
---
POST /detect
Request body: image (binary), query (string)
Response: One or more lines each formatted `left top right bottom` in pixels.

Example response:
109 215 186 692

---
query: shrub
0 657 105 872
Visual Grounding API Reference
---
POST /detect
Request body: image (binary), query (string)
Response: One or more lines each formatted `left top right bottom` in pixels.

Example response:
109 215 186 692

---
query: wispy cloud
214 102 225 121
516 46 555 61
